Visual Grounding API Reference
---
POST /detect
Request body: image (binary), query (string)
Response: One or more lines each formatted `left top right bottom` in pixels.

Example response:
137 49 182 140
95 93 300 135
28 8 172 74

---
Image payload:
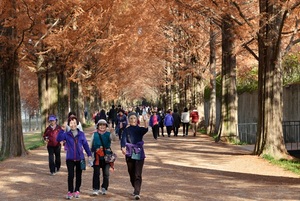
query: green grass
262 154 300 175
24 132 45 150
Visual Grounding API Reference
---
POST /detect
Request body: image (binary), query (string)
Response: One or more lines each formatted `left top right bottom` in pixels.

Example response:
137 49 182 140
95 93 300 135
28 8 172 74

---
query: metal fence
238 121 300 150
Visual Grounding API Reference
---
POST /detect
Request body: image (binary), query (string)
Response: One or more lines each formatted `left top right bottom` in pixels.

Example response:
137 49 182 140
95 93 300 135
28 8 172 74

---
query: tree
254 1 300 159
0 0 27 158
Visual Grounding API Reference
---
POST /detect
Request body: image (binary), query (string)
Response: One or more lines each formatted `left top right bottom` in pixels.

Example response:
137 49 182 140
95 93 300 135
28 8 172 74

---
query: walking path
1 126 300 201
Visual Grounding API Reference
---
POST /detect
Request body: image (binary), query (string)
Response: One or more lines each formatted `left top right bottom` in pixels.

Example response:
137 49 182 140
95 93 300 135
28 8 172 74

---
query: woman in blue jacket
57 116 92 200
164 109 174 137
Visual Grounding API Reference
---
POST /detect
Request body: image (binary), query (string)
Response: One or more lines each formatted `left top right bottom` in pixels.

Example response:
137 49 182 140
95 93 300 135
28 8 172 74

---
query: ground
0 126 300 201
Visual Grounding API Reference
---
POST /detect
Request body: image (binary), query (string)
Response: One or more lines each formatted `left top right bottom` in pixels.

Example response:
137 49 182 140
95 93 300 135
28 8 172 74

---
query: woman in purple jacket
57 116 92 200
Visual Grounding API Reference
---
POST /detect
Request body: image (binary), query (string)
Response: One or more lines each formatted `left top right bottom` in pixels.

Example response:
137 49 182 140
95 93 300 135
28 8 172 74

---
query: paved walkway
0 127 300 201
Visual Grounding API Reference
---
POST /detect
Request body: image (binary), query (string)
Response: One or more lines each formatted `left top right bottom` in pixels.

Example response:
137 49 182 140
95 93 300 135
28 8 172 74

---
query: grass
262 154 300 175
24 132 45 150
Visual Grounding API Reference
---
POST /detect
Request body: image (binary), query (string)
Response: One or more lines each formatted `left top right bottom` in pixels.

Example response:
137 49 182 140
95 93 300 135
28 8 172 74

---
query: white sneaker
101 188 107 195
92 190 99 196
134 195 140 200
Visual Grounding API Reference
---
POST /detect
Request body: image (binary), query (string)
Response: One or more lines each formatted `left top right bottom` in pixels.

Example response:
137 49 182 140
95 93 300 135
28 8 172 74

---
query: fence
238 121 300 150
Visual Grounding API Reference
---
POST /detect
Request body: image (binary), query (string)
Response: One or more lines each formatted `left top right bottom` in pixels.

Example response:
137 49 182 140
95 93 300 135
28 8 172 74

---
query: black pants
173 126 179 136
166 126 173 137
66 160 82 193
182 123 189 136
126 157 144 196
159 124 164 136
92 160 110 190
47 145 61 173
152 124 159 139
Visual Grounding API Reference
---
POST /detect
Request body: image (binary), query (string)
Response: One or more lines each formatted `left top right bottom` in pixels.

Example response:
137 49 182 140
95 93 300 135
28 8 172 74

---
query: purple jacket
57 129 92 161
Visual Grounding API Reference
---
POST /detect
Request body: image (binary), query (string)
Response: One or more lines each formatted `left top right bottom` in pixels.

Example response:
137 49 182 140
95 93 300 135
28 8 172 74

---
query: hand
88 156 93 167
121 147 126 155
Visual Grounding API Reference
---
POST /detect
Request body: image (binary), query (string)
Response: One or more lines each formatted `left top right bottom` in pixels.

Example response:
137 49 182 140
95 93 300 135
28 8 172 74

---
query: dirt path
1 127 300 201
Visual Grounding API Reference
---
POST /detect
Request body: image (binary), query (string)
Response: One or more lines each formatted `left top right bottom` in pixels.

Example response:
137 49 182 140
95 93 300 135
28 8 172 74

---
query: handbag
80 159 86 170
99 133 117 163
104 153 117 163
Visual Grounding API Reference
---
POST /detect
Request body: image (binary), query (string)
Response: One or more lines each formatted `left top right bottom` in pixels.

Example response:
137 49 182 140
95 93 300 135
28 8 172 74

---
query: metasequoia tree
254 1 300 159
0 0 27 158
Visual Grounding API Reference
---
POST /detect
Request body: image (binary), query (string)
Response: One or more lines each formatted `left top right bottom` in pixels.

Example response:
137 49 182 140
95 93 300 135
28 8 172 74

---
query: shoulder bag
99 134 117 163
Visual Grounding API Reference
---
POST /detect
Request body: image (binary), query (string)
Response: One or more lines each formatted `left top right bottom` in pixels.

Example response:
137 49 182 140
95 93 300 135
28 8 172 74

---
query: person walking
121 112 148 200
181 107 190 136
172 108 181 137
108 105 117 128
90 119 114 196
57 116 92 199
149 109 160 140
116 109 128 140
43 115 62 175
164 109 174 137
157 108 165 137
190 107 199 136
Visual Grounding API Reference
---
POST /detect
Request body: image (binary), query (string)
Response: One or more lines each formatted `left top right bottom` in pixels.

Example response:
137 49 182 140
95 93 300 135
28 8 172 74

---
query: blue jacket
164 113 174 126
57 129 92 161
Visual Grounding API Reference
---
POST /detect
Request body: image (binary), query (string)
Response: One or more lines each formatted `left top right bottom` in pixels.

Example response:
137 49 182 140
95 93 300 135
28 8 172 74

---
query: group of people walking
42 105 200 200
42 110 149 200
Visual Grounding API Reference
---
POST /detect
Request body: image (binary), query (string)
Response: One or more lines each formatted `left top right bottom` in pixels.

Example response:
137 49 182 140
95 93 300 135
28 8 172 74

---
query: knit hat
48 115 57 121
96 119 108 127
128 112 138 119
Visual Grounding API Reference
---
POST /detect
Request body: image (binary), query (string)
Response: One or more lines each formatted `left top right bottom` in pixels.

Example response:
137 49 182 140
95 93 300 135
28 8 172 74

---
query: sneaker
50 172 56 176
134 195 140 200
92 190 99 196
66 192 73 200
74 191 80 198
101 187 107 195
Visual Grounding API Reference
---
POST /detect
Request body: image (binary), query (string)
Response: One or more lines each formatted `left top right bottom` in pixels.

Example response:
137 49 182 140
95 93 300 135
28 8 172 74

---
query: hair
174 108 178 113
68 111 76 118
68 116 79 126
184 107 188 112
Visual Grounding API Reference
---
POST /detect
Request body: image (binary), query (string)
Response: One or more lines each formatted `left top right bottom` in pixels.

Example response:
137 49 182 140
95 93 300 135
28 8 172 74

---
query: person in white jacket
181 107 190 136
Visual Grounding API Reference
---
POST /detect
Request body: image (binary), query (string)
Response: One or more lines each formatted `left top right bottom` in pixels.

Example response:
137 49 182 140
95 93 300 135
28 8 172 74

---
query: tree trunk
0 52 27 158
57 70 69 125
208 20 218 136
218 15 238 142
254 1 289 159
70 81 79 117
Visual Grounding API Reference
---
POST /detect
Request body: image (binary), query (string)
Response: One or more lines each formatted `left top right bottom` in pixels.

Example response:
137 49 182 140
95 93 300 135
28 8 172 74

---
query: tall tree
218 15 238 142
254 1 300 159
0 0 27 158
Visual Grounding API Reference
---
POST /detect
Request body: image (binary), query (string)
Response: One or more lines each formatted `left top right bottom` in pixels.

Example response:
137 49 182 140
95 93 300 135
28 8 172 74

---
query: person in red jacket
190 108 199 137
43 115 62 175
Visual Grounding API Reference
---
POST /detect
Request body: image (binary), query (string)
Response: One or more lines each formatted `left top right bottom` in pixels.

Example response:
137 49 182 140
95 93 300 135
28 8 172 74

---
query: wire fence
238 121 300 150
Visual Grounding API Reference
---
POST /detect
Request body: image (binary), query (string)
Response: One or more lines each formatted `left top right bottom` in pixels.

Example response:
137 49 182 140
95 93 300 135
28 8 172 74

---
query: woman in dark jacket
120 112 148 200
172 108 181 137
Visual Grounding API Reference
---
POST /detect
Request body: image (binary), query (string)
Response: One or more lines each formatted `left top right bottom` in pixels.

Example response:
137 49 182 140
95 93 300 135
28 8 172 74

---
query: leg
126 157 136 188
92 165 101 190
47 146 55 173
54 145 61 172
66 160 75 192
74 161 82 192
133 159 144 196
101 162 110 190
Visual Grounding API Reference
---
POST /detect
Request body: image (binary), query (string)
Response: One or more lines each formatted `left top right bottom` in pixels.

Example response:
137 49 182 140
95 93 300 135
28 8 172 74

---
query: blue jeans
92 160 110 190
